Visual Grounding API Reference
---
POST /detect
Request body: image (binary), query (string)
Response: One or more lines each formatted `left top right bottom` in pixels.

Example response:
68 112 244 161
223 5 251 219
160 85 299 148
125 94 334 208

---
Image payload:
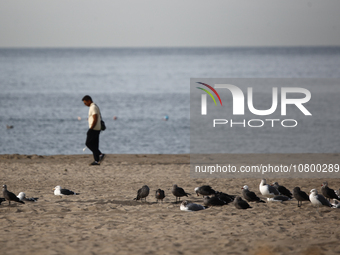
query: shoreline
1 153 338 168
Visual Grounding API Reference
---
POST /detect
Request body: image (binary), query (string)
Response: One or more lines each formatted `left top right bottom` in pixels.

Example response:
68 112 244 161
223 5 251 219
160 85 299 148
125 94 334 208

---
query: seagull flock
0 184 78 206
137 179 340 212
2 179 340 212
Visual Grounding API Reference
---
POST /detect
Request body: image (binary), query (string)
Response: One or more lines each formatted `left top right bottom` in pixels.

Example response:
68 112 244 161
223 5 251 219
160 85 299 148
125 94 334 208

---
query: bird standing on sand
172 184 190 203
321 181 340 201
293 187 310 207
242 185 265 203
134 185 150 202
53 186 79 198
259 179 279 200
272 182 293 199
155 189 165 203
3 185 25 205
17 192 39 202
194 185 216 197
180 201 205 211
309 189 332 208
233 196 252 209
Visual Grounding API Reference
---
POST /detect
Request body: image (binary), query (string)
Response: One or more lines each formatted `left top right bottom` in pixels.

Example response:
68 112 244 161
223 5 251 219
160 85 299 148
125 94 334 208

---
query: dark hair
82 95 92 101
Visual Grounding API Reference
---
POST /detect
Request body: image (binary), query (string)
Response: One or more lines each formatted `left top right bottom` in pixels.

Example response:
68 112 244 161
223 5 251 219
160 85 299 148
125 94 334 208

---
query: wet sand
0 154 340 255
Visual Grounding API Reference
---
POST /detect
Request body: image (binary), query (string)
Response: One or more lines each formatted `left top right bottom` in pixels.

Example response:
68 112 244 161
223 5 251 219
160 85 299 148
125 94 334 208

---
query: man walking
82 95 105 165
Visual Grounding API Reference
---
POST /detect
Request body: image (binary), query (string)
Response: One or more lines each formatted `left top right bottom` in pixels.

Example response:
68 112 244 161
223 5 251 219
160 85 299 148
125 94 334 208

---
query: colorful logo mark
196 82 223 106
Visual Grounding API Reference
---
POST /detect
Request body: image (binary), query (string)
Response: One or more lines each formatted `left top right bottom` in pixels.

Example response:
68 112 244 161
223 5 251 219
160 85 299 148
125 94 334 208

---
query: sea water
0 47 339 155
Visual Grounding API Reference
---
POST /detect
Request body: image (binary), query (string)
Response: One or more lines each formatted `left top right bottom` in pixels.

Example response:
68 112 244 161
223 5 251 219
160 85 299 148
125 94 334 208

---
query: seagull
203 196 226 206
272 182 293 199
194 185 216 197
155 189 165 203
293 187 310 207
172 184 190 203
267 195 292 202
3 184 25 205
134 185 150 202
309 189 332 208
335 189 340 197
180 201 205 211
17 192 38 202
233 196 252 209
259 179 279 199
242 185 265 203
0 197 6 205
332 199 340 209
53 186 79 198
321 181 340 201
215 191 234 203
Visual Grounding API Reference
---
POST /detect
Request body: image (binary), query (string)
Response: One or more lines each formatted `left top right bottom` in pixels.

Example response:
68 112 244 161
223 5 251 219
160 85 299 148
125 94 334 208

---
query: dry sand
1 153 340 255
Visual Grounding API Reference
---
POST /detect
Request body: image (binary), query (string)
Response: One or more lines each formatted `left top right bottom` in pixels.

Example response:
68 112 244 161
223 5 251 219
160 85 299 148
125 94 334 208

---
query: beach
1 153 340 255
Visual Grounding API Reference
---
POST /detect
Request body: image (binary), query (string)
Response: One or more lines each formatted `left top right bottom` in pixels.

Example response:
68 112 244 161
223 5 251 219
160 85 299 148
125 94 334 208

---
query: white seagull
309 189 332 208
17 192 38 202
180 201 205 211
259 179 279 200
53 186 79 197
332 199 340 209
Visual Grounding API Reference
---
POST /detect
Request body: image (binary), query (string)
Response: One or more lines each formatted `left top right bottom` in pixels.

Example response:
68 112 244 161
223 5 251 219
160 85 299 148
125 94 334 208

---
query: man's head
82 95 92 107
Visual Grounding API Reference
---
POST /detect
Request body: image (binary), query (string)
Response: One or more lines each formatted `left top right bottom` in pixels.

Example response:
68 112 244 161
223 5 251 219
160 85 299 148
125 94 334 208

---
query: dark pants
86 129 102 162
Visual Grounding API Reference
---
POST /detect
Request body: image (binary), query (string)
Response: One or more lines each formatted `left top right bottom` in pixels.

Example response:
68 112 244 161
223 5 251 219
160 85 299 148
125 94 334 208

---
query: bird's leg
316 206 322 216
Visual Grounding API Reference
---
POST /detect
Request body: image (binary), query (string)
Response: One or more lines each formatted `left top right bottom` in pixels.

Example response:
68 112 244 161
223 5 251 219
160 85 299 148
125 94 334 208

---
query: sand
1 153 340 255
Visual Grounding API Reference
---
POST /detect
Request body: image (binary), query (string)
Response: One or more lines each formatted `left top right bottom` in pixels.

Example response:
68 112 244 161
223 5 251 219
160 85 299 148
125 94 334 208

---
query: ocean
1 47 340 155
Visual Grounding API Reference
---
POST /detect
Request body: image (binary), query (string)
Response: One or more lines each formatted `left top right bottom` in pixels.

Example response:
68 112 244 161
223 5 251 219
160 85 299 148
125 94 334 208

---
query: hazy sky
1 0 340 48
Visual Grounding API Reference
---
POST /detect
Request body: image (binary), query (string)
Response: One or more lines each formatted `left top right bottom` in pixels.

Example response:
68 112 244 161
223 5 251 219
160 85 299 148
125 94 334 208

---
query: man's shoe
99 154 106 162
89 161 100 166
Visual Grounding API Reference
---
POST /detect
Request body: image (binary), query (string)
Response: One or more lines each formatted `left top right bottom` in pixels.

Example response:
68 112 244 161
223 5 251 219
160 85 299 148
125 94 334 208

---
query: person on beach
82 95 105 166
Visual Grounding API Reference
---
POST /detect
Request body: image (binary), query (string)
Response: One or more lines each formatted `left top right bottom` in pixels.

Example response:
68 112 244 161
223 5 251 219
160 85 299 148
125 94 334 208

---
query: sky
1 0 340 48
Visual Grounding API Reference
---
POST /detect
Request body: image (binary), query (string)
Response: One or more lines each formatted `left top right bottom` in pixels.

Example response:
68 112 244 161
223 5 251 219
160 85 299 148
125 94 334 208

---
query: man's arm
90 114 98 129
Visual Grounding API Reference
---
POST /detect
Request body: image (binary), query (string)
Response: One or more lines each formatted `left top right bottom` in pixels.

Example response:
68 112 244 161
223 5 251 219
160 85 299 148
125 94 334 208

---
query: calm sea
1 47 340 155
